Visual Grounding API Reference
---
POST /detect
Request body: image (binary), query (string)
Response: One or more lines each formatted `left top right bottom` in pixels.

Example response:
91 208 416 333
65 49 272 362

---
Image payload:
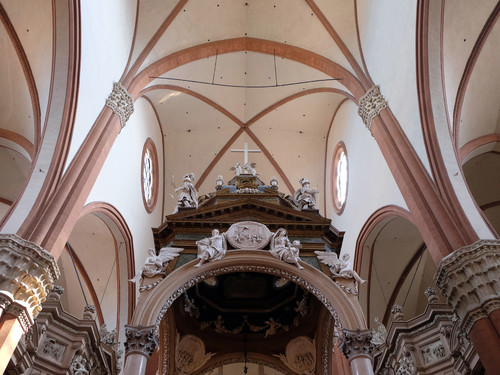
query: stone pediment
160 196 331 230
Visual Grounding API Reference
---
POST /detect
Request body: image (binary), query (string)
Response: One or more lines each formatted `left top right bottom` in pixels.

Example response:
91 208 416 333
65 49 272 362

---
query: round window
332 142 348 214
141 138 159 213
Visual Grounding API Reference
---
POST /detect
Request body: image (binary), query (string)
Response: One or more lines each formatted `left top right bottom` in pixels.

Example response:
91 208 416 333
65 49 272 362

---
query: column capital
124 325 159 358
0 234 59 331
357 85 388 131
339 328 374 361
435 239 500 333
105 82 134 128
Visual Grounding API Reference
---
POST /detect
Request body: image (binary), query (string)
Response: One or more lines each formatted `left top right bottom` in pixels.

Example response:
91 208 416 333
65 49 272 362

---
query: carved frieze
40 337 65 360
226 221 272 250
435 239 500 333
0 234 60 331
124 325 159 358
357 85 388 131
420 340 445 365
395 351 416 375
339 328 374 361
105 82 134 128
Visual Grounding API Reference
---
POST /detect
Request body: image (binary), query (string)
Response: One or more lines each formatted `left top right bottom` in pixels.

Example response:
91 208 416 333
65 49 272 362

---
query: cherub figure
294 178 319 210
371 317 387 346
173 173 198 213
269 228 304 269
195 229 227 267
130 247 184 283
314 251 366 285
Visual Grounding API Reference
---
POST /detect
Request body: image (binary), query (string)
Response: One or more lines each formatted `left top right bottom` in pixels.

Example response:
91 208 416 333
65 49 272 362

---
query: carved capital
0 234 59 331
357 85 388 131
435 239 500 333
105 82 134 128
124 325 159 358
339 328 374 361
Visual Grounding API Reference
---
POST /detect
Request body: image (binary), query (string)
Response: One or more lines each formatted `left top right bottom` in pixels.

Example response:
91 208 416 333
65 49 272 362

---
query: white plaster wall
66 0 137 168
326 101 407 257
357 0 431 174
86 98 164 302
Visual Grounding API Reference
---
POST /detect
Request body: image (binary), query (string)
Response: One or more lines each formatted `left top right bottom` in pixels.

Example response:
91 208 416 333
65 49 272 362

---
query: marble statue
315 251 366 285
130 247 184 283
99 324 117 346
293 178 319 210
174 173 198 213
371 317 387 346
232 162 258 176
269 228 304 269
195 229 227 267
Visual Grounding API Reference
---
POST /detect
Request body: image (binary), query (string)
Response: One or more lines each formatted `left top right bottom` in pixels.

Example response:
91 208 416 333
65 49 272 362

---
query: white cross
230 142 261 164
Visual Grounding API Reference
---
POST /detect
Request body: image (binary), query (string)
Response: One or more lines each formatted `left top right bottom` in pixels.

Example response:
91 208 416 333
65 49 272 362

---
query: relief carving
226 221 272 250
275 336 316 375
175 334 214 375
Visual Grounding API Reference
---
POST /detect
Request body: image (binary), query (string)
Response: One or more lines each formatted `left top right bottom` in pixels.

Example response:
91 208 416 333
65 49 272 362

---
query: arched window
332 142 348 214
141 138 159 213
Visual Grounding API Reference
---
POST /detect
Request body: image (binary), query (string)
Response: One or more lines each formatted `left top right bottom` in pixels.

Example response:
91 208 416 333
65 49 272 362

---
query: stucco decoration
270 228 304 269
275 336 316 375
357 85 388 131
395 351 416 375
293 178 319 210
339 329 374 361
153 264 343 332
391 305 405 321
124 325 159 358
99 324 117 346
175 333 214 375
315 251 366 294
434 239 500 333
420 340 446 365
195 229 227 267
83 304 96 320
0 234 60 332
70 354 90 375
173 173 199 213
40 337 65 360
424 287 439 304
371 317 387 346
130 247 184 287
226 221 272 250
105 82 134 128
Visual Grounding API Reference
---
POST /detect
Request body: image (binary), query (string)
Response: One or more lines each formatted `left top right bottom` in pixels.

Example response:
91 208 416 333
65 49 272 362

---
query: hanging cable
402 245 426 307
66 242 89 306
273 49 278 87
212 49 219 85
149 76 340 88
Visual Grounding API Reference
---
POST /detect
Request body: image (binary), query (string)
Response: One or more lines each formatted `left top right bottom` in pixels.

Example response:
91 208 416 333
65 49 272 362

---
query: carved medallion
226 221 272 250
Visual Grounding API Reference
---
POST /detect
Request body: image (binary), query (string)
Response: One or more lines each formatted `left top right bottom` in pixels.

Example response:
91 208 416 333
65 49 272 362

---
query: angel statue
371 317 387 346
173 173 198 213
269 228 304 269
130 247 184 283
195 229 227 267
314 251 366 285
293 178 319 210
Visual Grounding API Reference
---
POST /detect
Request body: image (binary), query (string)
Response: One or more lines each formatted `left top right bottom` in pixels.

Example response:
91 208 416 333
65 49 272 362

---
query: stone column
435 239 500 374
123 325 159 375
0 234 59 373
339 328 375 375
